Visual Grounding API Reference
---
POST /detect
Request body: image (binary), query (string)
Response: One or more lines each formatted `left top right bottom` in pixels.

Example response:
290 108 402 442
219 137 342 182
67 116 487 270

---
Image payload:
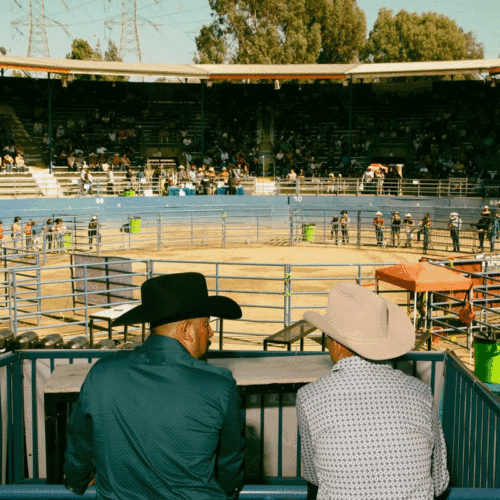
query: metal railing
276 177 499 198
3 207 498 264
421 258 500 352
1 257 401 341
0 350 499 497
0 485 498 499
2 173 498 199
6 253 500 346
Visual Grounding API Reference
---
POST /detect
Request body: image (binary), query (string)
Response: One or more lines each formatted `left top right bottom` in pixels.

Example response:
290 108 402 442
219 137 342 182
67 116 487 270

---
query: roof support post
200 81 205 161
348 75 353 162
47 72 53 174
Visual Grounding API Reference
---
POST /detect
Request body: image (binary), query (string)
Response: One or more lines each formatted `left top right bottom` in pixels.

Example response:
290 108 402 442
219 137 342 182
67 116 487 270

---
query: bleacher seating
0 77 496 194
0 172 41 198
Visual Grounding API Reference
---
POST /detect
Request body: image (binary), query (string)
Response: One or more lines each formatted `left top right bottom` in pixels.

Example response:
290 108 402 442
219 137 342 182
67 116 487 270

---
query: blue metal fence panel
0 195 487 223
442 352 500 489
1 350 500 495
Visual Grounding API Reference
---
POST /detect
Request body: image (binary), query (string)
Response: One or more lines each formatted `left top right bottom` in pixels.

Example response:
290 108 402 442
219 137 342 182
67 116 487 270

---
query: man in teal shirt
64 273 245 499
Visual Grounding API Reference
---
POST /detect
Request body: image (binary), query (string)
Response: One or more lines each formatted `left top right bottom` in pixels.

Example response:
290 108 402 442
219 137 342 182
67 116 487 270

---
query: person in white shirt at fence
296 283 449 500
403 213 415 248
448 212 462 253
11 216 22 252
326 173 336 194
286 169 297 184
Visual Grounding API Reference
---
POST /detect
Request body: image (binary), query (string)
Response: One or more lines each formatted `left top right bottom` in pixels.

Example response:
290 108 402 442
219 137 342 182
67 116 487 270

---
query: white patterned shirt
296 356 449 500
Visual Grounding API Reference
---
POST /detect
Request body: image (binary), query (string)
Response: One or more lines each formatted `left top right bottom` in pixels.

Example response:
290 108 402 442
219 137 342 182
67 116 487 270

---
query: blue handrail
0 485 499 499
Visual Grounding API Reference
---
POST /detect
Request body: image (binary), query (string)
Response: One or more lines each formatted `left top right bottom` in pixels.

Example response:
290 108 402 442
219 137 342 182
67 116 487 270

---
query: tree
67 39 128 81
195 0 365 65
362 9 484 63
306 0 366 63
67 38 101 62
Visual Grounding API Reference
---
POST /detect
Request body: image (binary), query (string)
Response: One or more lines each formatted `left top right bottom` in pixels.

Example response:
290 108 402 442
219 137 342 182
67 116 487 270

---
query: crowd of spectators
10 78 500 187
406 85 500 180
32 106 144 174
270 82 500 181
0 112 27 173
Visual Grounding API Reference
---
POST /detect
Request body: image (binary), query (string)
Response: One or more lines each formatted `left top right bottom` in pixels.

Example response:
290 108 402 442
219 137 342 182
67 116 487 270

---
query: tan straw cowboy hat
304 283 414 360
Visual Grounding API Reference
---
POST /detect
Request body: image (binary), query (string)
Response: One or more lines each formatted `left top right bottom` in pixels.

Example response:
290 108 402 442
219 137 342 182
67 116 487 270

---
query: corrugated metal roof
1 56 499 80
0 56 209 78
198 64 356 79
348 59 500 78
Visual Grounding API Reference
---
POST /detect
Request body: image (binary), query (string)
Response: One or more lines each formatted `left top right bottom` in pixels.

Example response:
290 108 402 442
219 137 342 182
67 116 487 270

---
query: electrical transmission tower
106 0 161 63
11 0 69 58
120 0 142 62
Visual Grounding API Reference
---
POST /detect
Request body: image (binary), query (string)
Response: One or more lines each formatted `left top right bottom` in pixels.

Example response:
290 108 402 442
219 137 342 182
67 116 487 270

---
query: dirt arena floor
33 241 474 371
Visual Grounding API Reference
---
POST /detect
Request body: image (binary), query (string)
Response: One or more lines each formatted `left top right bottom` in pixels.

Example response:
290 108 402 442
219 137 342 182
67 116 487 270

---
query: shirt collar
331 355 391 372
140 334 191 358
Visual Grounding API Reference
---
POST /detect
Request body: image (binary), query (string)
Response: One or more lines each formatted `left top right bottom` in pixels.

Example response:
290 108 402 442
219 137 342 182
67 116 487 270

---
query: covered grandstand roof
198 64 356 80
348 59 500 78
1 55 499 80
0 56 208 79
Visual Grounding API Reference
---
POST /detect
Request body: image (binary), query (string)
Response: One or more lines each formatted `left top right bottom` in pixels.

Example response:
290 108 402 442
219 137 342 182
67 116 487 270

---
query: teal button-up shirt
64 335 245 499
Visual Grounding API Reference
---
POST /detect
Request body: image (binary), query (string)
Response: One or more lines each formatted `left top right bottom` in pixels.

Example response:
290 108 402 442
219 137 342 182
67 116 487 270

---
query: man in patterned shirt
296 283 449 500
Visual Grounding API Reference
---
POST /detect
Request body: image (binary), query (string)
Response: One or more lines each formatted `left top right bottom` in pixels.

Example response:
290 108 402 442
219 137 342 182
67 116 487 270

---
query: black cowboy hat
112 272 242 327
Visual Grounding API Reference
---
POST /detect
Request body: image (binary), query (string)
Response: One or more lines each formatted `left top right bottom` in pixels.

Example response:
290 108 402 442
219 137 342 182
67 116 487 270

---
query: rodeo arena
0 55 499 499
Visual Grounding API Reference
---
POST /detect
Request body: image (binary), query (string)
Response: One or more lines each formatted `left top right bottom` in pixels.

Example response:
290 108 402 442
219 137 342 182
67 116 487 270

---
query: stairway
29 167 62 197
0 104 45 167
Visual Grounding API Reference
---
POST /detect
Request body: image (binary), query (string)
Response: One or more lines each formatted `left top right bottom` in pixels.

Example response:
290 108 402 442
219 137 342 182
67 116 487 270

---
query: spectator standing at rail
418 213 432 254
45 219 55 251
373 211 385 247
326 173 336 194
448 213 462 253
0 220 4 248
488 210 497 252
106 170 115 195
375 169 385 195
54 218 67 252
340 210 350 245
490 210 500 252
220 166 230 183
64 272 245 500
30 221 40 252
11 216 22 252
391 212 402 247
228 167 238 195
84 170 94 196
403 213 415 248
88 216 100 250
475 206 491 252
296 283 449 500
287 169 297 185
24 220 33 251
330 216 339 244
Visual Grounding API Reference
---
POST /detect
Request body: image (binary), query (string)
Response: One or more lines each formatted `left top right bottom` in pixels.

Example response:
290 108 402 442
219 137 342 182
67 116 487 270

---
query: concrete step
28 168 62 197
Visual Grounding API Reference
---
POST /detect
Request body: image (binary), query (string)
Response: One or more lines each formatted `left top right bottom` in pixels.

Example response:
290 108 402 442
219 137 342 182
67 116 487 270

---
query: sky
0 0 498 64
